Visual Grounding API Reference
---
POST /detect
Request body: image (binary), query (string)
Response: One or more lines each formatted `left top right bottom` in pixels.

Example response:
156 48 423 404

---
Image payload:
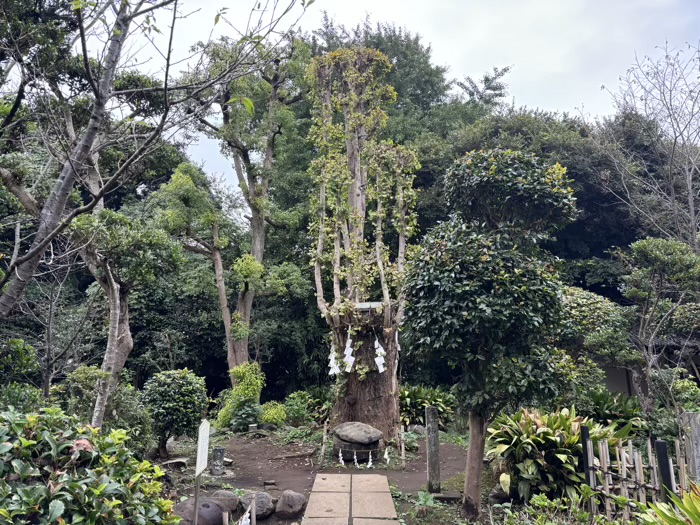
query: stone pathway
302 474 399 524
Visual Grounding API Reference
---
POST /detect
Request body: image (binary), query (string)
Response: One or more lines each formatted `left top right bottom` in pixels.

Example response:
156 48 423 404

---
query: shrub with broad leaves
487 407 630 502
399 385 455 430
0 408 179 525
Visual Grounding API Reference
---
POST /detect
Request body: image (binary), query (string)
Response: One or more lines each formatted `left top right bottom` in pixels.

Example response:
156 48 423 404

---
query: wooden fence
580 425 689 521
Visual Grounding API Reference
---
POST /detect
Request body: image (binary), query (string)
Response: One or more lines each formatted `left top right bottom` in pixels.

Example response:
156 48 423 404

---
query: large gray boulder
240 491 275 520
173 498 224 525
333 422 382 444
275 490 307 519
332 422 382 462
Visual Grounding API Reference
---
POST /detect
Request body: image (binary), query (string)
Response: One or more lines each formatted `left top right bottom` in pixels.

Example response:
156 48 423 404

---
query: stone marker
426 405 441 493
210 447 225 476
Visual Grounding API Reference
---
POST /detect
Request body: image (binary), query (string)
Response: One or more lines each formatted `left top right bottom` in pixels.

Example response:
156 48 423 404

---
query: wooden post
401 425 406 470
681 412 700 483
426 406 441 493
599 440 611 519
319 419 329 468
581 426 597 515
635 450 646 505
655 439 674 503
251 495 257 525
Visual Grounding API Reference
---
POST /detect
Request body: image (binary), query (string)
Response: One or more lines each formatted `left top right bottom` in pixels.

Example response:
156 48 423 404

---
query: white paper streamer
328 345 341 376
374 336 386 373
367 451 373 468
384 448 390 465
353 451 360 468
339 449 345 466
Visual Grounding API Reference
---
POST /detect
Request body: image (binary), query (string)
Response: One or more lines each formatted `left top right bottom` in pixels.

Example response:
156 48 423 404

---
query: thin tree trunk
91 269 133 428
462 411 487 520
211 232 236 373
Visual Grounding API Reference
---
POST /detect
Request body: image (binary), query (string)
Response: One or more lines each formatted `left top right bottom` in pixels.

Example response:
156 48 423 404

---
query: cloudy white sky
159 0 700 183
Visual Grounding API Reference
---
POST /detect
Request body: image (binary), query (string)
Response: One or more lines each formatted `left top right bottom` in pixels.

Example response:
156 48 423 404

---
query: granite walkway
302 474 399 524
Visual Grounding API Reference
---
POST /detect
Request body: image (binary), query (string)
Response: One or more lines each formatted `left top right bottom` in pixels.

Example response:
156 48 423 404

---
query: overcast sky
167 0 700 184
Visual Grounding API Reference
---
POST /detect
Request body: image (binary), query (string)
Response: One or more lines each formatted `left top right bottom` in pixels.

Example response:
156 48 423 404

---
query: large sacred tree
307 48 419 439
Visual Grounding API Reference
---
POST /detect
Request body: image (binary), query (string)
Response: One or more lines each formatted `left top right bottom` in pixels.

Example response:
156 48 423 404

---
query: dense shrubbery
261 401 286 426
216 362 265 432
0 408 179 525
487 408 627 502
399 385 456 430
52 366 155 455
0 383 43 413
283 391 314 426
491 494 625 525
142 369 207 456
577 388 646 434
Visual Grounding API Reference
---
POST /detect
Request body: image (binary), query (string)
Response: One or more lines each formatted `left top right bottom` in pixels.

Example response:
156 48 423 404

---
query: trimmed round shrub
142 369 207 456
261 401 286 427
0 407 179 525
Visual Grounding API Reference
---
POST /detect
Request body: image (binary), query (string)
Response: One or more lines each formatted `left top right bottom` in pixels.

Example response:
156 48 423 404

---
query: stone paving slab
305 492 350 518
353 520 401 525
301 518 349 525
352 474 391 493
311 473 352 492
351 491 397 519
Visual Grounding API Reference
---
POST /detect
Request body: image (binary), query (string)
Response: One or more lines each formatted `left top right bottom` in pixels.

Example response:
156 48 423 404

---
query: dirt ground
167 430 468 524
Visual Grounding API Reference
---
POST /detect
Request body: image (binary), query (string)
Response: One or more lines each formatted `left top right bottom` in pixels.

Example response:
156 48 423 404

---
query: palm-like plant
643 485 700 524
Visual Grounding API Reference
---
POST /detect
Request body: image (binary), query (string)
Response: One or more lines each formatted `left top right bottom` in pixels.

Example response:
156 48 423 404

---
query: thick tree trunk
331 326 400 440
92 277 133 428
462 411 487 520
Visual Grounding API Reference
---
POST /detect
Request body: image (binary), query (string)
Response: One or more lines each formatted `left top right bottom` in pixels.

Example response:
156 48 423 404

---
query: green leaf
241 97 254 116
48 500 65 522
499 473 511 495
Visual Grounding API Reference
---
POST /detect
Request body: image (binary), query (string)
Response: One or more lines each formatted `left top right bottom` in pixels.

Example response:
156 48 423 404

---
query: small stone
210 490 239 512
263 479 277 486
240 491 275 519
260 423 278 431
275 490 307 519
223 457 234 466
333 422 382 444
